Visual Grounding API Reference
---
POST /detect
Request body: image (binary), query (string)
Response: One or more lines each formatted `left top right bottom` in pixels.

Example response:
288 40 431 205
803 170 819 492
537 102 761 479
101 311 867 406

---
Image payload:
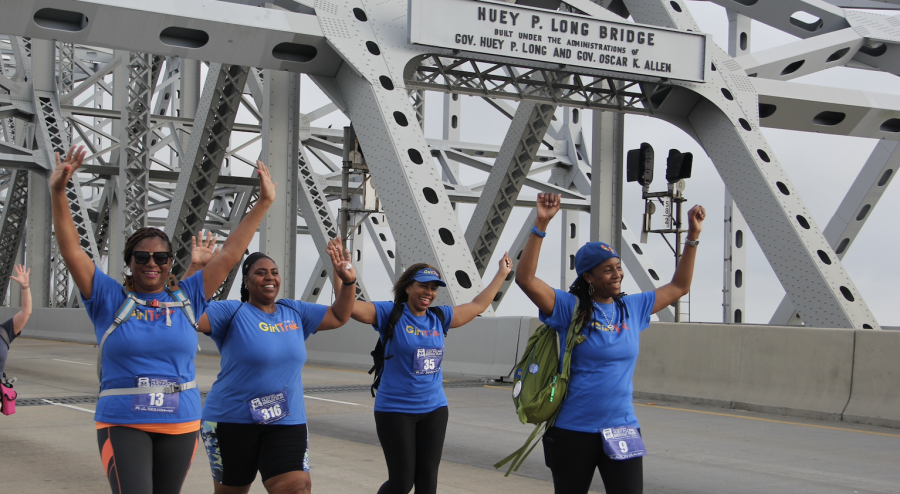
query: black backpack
368 303 447 397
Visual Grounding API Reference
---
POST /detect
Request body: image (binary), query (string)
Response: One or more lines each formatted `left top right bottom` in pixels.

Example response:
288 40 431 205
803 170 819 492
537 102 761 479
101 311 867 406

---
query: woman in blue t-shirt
516 193 705 494
350 254 512 494
194 239 356 494
49 146 277 494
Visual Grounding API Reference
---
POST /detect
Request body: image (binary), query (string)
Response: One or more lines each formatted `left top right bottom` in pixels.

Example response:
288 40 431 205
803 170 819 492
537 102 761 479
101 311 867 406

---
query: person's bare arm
196 313 212 335
49 146 95 298
450 252 512 328
316 240 358 331
514 193 560 315
350 301 378 325
653 205 706 313
10 265 31 335
201 161 276 299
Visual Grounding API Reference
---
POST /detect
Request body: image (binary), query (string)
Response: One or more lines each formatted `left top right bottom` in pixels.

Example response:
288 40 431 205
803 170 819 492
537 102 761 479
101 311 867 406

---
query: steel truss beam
465 102 556 276
0 169 28 303
165 63 249 278
770 139 898 325
622 0 879 328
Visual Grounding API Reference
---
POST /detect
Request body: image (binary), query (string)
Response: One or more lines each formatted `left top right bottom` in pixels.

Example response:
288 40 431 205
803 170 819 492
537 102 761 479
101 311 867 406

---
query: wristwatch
685 238 699 247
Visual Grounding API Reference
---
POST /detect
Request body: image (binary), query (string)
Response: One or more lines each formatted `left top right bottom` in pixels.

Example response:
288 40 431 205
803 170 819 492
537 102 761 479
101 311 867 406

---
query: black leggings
374 406 448 494
97 426 198 494
542 426 643 494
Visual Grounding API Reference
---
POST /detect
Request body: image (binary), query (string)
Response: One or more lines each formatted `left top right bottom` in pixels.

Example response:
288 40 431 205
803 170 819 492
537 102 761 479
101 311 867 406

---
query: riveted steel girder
0 169 29 303
465 101 556 276
165 63 249 278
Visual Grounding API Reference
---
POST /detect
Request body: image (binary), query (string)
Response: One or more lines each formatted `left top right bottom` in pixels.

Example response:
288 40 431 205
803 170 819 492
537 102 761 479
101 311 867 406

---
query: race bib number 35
413 347 443 376
132 376 179 413
249 388 290 424
601 426 647 460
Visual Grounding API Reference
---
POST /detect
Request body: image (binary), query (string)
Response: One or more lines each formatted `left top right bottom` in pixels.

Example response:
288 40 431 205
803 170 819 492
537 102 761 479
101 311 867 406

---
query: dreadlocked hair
122 227 174 292
568 276 629 334
392 263 440 304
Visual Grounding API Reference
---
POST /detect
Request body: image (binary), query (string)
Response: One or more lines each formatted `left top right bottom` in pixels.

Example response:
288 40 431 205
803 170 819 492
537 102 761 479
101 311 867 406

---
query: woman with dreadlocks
515 192 705 494
50 146 277 494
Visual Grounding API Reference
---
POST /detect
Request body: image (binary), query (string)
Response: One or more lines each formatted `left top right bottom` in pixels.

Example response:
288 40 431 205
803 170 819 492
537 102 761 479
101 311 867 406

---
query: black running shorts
200 420 310 486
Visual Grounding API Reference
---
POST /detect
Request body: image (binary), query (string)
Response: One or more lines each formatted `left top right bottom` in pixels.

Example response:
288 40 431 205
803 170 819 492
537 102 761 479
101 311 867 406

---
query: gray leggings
97 426 198 494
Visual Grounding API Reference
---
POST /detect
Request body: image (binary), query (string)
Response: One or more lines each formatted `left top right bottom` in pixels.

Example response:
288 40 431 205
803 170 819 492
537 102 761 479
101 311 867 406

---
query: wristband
530 225 547 238
342 278 357 285
684 238 699 247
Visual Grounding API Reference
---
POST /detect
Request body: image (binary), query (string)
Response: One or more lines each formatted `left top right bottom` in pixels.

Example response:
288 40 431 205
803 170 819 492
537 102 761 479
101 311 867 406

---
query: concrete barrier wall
843 330 900 428
8 306 899 428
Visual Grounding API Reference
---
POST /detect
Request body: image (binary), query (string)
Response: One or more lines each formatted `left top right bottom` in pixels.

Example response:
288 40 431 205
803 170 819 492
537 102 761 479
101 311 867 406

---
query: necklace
593 301 616 332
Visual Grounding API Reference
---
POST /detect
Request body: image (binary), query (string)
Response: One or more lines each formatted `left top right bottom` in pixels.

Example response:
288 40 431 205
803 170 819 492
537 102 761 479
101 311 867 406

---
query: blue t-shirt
81 267 209 424
372 301 453 413
539 289 655 433
202 300 327 425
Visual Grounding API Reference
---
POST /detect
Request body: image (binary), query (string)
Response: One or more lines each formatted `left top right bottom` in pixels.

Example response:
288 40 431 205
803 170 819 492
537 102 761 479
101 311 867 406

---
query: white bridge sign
408 0 708 83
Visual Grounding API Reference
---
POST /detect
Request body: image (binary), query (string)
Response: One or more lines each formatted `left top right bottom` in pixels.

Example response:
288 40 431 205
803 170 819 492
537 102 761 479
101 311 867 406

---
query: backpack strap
427 306 449 336
96 291 139 381
368 302 407 397
383 302 406 344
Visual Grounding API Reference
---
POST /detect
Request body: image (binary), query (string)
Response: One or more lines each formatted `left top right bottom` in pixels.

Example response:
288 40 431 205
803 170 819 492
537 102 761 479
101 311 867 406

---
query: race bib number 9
413 347 443 375
132 376 179 413
249 388 290 424
601 426 647 460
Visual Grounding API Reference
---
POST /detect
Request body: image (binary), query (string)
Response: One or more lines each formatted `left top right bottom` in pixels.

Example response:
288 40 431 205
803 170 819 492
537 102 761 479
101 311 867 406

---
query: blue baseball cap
411 268 446 287
574 242 620 277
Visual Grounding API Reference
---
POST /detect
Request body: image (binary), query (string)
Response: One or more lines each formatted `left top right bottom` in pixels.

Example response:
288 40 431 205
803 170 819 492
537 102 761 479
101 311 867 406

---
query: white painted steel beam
0 0 340 76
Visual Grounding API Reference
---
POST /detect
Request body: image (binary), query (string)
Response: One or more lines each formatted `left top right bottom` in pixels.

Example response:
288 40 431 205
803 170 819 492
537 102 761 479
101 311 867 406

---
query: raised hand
687 205 706 236
9 264 29 288
256 160 277 205
536 193 561 224
190 231 219 269
497 251 512 279
326 238 357 284
50 146 87 194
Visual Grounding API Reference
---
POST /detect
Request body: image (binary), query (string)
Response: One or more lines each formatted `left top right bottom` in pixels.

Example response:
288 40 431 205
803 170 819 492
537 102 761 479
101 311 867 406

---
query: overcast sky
224 2 899 328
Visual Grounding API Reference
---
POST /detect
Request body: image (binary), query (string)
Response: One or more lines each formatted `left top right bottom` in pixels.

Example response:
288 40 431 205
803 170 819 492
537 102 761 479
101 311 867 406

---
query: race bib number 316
132 376 179 413
249 388 290 424
413 347 443 375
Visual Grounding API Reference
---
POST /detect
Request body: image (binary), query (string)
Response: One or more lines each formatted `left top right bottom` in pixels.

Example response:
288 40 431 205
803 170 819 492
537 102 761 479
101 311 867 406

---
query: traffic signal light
665 149 693 183
626 143 654 186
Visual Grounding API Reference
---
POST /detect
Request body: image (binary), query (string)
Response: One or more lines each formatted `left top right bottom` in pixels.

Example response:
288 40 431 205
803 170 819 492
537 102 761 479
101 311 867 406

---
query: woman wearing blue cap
516 193 705 494
350 255 512 494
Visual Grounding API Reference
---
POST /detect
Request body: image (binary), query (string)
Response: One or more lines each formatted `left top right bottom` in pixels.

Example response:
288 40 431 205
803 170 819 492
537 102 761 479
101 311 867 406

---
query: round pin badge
528 363 539 374
515 369 523 379
513 381 523 398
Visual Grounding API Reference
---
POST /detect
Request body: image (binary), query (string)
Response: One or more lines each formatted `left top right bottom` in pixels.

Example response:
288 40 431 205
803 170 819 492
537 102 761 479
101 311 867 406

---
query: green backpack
494 303 587 476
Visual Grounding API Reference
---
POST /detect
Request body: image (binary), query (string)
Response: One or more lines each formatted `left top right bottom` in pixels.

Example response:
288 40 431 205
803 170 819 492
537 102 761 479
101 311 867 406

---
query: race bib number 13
413 347 443 375
132 376 179 413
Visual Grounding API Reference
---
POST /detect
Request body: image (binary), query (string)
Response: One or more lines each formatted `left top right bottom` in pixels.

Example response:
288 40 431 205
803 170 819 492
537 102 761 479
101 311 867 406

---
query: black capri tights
542 426 643 494
374 406 449 494
97 426 198 494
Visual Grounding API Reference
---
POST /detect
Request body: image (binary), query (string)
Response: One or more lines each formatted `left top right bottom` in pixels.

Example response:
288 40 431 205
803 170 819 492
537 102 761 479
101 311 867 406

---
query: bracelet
530 225 547 238
342 278 357 285
684 238 699 247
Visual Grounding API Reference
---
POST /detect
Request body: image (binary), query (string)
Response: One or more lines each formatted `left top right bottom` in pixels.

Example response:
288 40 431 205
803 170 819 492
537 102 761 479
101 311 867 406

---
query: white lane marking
41 399 95 414
52 359 93 366
305 395 362 406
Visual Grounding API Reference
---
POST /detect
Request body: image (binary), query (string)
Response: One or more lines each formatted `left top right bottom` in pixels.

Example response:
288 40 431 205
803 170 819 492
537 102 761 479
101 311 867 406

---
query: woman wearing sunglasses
50 146 277 494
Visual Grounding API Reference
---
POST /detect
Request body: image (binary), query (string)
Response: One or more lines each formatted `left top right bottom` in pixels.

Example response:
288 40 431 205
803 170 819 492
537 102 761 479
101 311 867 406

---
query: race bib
249 388 290 424
132 376 179 413
413 347 443 375
601 426 647 460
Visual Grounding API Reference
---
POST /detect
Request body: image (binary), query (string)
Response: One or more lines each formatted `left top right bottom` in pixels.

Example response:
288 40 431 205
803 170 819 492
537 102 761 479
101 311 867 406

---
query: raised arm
317 239 358 331
10 265 31 335
514 193 560 315
350 300 378 325
201 161 276 299
450 252 512 328
182 232 219 280
652 205 705 313
49 146 96 298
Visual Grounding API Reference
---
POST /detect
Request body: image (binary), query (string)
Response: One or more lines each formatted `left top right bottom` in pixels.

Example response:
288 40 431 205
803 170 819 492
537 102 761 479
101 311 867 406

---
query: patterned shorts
200 420 309 486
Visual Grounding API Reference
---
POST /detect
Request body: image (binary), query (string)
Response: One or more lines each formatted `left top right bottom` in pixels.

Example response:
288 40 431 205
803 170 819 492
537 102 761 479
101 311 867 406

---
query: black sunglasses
132 251 172 265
